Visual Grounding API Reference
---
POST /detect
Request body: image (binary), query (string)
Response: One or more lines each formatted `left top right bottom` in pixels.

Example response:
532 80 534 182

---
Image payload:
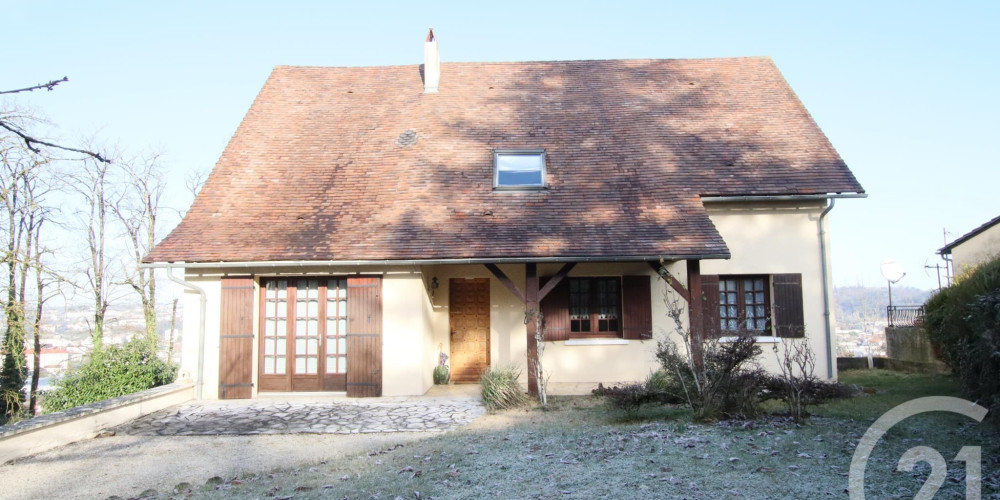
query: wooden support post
484 263 525 302
538 262 575 301
525 262 539 396
647 261 689 301
687 259 704 369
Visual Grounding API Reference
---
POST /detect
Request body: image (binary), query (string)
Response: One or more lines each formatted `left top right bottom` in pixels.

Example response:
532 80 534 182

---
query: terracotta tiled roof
145 57 863 263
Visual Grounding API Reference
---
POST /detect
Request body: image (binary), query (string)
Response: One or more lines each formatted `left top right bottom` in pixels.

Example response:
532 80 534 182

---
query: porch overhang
139 253 731 269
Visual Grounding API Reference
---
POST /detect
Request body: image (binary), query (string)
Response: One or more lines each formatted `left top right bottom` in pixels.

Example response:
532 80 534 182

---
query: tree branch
0 121 110 163
0 77 68 95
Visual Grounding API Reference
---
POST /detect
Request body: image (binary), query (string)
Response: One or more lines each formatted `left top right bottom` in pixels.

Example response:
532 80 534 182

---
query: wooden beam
537 262 576 301
686 259 704 369
647 261 689 302
484 263 525 303
525 263 539 396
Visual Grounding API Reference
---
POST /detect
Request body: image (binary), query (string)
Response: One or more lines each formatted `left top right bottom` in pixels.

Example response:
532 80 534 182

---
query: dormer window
494 150 546 189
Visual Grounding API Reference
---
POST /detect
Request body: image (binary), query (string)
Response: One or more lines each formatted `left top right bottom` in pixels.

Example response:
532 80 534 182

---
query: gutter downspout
166 267 207 400
818 199 836 379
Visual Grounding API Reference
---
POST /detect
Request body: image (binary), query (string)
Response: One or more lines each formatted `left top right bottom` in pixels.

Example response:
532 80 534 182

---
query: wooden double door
217 276 382 398
449 278 491 383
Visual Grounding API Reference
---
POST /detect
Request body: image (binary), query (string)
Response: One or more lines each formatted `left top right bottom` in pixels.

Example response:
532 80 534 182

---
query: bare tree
69 156 114 350
111 153 165 344
184 167 208 200
0 78 108 163
28 216 64 416
0 142 50 419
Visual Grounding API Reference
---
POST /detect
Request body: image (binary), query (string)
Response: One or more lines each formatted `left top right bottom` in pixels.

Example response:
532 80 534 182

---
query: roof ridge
273 56 775 71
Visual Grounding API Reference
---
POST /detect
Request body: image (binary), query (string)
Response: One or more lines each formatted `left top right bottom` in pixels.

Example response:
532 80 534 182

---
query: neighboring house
144 31 864 399
24 346 71 375
939 214 1000 278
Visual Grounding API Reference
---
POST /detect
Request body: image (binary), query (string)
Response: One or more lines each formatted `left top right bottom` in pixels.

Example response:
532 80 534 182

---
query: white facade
175 200 836 398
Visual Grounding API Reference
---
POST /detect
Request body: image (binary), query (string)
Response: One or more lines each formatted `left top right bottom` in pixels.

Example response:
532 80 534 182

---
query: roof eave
140 253 732 269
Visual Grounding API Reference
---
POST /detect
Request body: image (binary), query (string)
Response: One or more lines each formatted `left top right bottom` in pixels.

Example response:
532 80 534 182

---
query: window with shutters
702 273 805 339
539 275 651 341
718 275 770 333
262 278 348 377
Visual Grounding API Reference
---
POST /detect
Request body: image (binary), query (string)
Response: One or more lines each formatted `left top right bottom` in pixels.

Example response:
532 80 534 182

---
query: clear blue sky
4 1 998 291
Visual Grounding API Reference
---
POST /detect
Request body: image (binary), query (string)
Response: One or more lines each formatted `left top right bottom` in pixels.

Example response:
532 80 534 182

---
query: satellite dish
880 259 905 283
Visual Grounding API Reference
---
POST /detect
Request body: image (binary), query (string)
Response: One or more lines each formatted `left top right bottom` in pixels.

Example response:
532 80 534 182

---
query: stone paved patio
117 385 485 436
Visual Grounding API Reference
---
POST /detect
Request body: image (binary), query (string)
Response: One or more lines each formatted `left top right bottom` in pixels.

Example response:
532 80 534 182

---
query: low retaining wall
885 326 950 374
0 382 194 464
836 356 888 371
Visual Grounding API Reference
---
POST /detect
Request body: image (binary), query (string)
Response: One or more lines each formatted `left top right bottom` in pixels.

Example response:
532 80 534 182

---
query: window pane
497 153 544 187
276 319 286 334
326 356 337 373
308 300 318 316
306 358 318 374
264 356 274 374
307 319 318 336
295 357 306 373
265 340 275 355
276 339 286 355
296 338 306 353
326 337 336 355
275 357 286 374
307 338 318 355
338 337 346 353
339 357 347 373
265 320 275 335
339 319 347 334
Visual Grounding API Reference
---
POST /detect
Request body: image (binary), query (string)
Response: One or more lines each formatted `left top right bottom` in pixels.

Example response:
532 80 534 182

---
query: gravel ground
0 432 430 499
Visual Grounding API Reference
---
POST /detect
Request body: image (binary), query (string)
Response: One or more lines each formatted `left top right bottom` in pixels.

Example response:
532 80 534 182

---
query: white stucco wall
381 274 433 397
702 200 835 381
178 275 222 400
951 221 1000 277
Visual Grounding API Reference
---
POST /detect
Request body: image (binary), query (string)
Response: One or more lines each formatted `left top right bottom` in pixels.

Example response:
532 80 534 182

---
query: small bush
433 364 450 385
43 337 177 413
644 369 671 391
656 335 767 420
480 364 528 411
594 375 684 413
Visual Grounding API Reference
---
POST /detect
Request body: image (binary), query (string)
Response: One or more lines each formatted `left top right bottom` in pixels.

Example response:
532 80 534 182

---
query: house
938 214 1000 279
144 31 864 399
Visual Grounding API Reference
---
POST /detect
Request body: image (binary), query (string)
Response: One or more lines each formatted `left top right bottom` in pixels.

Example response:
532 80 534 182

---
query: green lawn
140 370 998 499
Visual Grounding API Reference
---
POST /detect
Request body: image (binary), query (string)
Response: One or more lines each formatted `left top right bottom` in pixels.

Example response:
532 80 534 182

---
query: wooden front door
449 278 490 383
259 278 353 392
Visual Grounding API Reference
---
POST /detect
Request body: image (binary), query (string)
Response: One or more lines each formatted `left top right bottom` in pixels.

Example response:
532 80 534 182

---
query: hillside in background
833 285 933 331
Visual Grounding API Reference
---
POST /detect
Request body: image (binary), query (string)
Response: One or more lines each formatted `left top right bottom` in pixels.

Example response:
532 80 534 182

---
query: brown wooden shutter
539 277 570 341
622 275 653 340
219 277 255 399
701 275 721 339
772 273 805 338
346 276 382 397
